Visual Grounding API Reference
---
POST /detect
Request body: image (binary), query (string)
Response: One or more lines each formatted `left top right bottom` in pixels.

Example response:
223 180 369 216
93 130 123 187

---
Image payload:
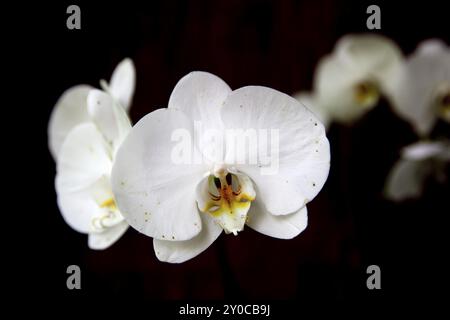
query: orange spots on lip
220 185 234 202
200 172 256 234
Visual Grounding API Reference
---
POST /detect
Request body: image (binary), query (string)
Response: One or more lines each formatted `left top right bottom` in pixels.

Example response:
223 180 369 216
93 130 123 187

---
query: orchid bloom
389 40 450 137
385 140 450 201
51 59 135 249
295 34 403 128
111 72 330 263
48 58 135 159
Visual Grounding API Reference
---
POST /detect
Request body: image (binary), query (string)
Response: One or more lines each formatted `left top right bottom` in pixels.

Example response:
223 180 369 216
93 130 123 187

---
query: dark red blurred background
11 0 449 307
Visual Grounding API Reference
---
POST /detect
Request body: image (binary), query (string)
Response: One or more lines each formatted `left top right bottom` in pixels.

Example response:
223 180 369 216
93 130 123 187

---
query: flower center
198 168 255 235
91 196 124 232
354 80 379 107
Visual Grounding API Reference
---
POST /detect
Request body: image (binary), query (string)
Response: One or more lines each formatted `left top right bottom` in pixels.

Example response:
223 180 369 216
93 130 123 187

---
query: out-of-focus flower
51 59 135 250
389 40 450 137
111 72 330 263
55 89 133 249
384 140 450 201
48 58 135 159
295 34 403 128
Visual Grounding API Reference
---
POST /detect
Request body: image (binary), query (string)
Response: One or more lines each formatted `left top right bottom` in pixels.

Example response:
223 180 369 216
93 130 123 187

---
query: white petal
88 221 129 250
57 172 120 232
384 158 432 201
56 123 112 193
335 34 403 88
168 71 231 130
108 58 136 111
111 108 208 241
294 92 331 129
87 89 132 153
153 213 222 263
57 185 104 233
247 197 308 239
48 85 93 159
221 86 330 215
416 39 448 55
389 40 450 136
401 140 448 161
168 72 232 163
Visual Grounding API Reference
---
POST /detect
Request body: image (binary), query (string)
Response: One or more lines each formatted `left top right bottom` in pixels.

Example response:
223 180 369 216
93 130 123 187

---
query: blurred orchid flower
48 58 135 159
385 140 450 201
295 34 403 128
111 72 330 263
55 90 133 250
52 59 135 250
389 40 450 137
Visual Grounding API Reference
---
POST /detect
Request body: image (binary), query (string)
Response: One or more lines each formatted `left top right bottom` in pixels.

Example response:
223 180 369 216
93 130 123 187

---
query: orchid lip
198 167 255 235
91 197 124 232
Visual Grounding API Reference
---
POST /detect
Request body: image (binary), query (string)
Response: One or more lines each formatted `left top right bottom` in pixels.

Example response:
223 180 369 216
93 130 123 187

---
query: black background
7 0 450 311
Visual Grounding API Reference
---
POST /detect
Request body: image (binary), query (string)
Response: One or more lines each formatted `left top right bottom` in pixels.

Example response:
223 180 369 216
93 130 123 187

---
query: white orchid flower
389 40 450 137
297 34 403 127
52 60 135 250
111 72 330 263
48 58 135 159
385 140 450 201
55 90 133 250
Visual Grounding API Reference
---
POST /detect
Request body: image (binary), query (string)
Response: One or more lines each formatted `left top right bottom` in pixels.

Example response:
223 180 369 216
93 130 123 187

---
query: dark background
9 0 449 309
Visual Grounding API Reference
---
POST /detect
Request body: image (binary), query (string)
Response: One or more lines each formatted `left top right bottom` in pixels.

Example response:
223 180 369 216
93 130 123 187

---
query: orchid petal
57 173 120 234
294 92 331 129
389 40 450 136
56 123 112 193
168 72 232 163
168 71 231 129
335 34 403 88
111 108 207 241
48 85 92 159
87 89 132 154
247 197 308 239
108 58 136 111
384 158 432 201
88 221 129 250
153 213 222 263
401 140 448 161
221 86 330 215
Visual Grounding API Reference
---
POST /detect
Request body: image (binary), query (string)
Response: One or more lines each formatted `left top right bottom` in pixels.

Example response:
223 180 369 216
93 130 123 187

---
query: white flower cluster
48 34 449 262
294 35 449 201
49 62 330 262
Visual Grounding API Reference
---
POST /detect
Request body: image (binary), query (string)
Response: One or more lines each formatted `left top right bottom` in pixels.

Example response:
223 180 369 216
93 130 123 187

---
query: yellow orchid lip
200 172 255 235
